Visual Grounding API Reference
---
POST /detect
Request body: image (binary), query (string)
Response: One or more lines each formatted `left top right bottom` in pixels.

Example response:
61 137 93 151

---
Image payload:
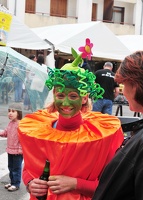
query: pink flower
78 38 93 60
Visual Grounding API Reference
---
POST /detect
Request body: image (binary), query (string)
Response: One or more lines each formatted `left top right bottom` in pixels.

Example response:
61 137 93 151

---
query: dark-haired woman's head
115 51 143 111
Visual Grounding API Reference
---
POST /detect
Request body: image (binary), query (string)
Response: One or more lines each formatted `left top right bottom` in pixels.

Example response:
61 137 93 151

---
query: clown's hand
28 178 48 197
47 175 77 194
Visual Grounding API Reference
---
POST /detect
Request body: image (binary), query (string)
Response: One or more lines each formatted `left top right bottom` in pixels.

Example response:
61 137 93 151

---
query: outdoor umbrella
0 46 50 112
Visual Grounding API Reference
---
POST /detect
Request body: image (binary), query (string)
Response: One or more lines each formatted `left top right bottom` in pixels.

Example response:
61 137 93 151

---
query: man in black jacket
92 62 119 115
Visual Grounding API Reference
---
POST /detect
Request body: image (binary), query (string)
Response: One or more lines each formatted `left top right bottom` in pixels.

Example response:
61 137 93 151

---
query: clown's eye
56 93 65 99
68 92 79 100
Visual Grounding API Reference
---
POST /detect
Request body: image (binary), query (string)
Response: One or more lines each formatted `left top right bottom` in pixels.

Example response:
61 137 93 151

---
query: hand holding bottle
28 178 48 198
47 175 77 194
27 160 50 200
36 160 50 200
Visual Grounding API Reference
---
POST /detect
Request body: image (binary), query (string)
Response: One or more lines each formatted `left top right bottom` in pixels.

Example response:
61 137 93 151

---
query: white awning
31 21 131 60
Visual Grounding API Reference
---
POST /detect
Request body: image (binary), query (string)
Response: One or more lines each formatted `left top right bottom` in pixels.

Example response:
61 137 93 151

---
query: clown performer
18 38 124 200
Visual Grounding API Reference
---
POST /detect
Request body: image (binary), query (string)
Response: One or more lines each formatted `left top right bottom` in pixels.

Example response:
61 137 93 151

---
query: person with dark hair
92 51 143 200
37 55 44 65
29 54 37 62
80 58 92 72
92 61 119 115
0 103 23 192
18 39 123 200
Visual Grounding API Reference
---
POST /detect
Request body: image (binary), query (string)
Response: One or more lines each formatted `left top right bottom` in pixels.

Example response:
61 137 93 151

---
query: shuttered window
103 0 114 22
25 0 35 14
92 3 97 21
50 0 67 17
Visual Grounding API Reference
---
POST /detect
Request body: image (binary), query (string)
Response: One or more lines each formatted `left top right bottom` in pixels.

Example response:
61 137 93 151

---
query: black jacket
92 125 143 200
95 69 118 101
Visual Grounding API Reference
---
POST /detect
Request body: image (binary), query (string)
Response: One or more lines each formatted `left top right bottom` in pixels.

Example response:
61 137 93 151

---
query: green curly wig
45 45 104 101
45 66 104 102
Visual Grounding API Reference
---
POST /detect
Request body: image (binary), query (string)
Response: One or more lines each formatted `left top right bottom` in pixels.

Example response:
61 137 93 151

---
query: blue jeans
13 77 23 102
23 90 31 107
92 99 113 115
8 154 23 187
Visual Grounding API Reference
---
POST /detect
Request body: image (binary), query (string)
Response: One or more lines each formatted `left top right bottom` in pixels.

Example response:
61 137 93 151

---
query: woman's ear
82 95 88 104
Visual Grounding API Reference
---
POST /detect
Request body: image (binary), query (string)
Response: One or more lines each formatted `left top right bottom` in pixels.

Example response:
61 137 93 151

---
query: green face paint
54 87 83 118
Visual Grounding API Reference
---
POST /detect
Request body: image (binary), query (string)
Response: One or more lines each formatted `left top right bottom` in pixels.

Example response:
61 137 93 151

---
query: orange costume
18 109 123 200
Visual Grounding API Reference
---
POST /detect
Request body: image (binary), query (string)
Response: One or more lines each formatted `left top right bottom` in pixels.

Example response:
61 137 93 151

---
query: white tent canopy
0 5 50 50
117 35 143 53
7 16 50 50
31 21 131 60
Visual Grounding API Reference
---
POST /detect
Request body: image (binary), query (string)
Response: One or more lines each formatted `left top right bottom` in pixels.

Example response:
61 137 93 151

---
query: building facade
2 0 142 35
1 0 142 71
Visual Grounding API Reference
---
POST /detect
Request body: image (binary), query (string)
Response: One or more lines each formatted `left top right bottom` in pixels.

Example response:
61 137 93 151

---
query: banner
0 11 12 46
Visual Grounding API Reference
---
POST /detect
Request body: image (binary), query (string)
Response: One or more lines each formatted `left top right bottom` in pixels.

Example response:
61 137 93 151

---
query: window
25 0 35 14
103 0 114 22
112 7 124 24
50 0 67 17
92 3 97 21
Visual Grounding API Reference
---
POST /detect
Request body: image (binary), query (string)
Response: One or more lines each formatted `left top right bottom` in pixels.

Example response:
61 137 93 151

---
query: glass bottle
36 160 50 200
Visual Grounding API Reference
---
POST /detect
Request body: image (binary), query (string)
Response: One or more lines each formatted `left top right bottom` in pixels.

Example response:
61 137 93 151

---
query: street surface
0 99 140 199
0 139 30 200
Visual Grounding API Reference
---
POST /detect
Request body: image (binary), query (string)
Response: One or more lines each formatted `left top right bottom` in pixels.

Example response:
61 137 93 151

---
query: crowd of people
22 53 49 111
0 53 49 112
0 38 143 200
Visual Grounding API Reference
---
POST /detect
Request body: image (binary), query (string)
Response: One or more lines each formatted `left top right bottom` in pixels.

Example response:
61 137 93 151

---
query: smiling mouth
61 107 73 113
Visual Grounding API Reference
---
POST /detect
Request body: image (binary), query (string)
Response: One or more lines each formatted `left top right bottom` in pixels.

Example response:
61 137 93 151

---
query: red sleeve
22 165 33 185
75 178 99 197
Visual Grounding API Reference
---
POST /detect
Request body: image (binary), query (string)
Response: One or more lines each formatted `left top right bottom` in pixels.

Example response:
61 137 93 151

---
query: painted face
8 109 18 121
54 87 84 118
123 82 143 113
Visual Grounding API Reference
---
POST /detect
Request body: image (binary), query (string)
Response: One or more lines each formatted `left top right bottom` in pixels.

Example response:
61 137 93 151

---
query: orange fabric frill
18 110 124 200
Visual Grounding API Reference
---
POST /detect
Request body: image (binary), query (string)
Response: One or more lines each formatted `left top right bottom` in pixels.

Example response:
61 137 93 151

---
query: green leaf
71 48 78 59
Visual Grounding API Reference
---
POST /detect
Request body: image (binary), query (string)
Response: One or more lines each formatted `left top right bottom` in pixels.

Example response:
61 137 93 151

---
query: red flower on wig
78 38 93 60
